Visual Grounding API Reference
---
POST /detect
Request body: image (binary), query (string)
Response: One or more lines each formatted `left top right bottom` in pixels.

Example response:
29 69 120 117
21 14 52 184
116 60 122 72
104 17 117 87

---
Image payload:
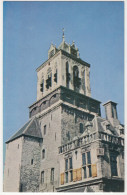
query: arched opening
73 66 81 92
42 149 45 159
66 61 70 88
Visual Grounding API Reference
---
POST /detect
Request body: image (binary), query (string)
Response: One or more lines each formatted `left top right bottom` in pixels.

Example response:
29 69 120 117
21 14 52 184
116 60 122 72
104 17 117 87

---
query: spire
62 28 65 42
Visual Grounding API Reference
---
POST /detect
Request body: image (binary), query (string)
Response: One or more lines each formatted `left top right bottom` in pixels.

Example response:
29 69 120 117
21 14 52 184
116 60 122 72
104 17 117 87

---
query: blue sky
3 1 124 165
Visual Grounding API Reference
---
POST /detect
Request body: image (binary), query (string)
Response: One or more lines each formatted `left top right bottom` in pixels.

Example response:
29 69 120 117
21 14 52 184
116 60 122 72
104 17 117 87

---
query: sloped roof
6 118 42 143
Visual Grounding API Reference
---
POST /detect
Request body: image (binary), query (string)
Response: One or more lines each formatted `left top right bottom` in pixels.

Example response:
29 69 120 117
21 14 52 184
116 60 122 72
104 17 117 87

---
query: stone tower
28 32 101 192
4 32 124 192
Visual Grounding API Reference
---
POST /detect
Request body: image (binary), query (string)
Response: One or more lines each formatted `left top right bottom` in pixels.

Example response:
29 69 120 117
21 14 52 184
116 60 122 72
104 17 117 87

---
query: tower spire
62 28 65 42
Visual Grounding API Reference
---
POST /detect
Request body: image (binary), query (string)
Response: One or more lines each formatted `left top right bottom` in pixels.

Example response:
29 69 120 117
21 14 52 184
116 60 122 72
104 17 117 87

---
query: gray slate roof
6 118 42 143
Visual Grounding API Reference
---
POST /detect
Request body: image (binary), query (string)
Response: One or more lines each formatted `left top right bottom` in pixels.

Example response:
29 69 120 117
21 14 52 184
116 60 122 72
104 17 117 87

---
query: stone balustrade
58 131 124 154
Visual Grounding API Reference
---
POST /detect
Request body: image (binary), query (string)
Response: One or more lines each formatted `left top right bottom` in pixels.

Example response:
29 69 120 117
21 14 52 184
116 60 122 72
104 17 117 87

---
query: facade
4 33 124 192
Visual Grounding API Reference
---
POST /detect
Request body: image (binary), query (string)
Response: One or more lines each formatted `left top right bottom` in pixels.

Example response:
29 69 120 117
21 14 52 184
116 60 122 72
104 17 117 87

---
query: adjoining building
4 32 124 192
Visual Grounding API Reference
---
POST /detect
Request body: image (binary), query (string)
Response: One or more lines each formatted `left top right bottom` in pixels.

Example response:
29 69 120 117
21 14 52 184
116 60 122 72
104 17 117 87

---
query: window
65 159 68 171
82 151 92 178
110 153 118 176
40 80 44 92
69 157 72 169
80 123 83 133
41 171 44 184
31 159 33 165
120 129 124 135
82 153 86 166
51 168 54 182
66 62 70 88
87 151 91 164
65 172 68 183
88 165 92 177
83 166 87 178
65 157 73 183
54 70 57 83
70 170 73 182
73 66 81 91
44 125 46 135
46 73 52 89
42 149 45 159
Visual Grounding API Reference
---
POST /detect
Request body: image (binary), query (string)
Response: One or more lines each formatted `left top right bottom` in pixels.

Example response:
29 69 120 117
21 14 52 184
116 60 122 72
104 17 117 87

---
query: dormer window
48 43 58 59
120 129 124 135
106 124 110 130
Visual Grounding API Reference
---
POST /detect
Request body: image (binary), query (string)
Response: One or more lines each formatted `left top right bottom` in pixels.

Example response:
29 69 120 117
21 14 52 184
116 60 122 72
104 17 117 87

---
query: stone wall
37 51 61 100
20 136 41 192
38 106 62 192
36 50 91 101
3 137 23 192
61 104 94 145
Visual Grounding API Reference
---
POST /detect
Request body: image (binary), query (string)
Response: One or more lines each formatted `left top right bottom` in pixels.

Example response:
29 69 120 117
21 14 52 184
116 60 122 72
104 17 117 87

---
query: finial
62 28 65 42
72 40 75 45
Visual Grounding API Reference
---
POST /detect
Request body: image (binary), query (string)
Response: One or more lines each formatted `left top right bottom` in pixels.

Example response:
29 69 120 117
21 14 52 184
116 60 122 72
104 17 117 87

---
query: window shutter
73 169 77 182
92 164 97 177
77 168 82 181
60 173 64 185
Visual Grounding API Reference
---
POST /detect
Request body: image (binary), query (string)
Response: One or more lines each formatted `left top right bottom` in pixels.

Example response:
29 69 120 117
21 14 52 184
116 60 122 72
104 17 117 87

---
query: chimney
103 101 120 127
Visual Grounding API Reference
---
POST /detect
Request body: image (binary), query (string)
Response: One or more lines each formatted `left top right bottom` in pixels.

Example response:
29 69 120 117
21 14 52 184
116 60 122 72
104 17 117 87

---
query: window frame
82 151 92 179
65 157 73 183
110 153 118 177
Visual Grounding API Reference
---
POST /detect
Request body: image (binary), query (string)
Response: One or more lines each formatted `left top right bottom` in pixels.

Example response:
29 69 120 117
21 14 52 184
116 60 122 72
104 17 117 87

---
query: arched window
66 61 70 88
54 69 57 83
40 79 44 93
46 68 52 89
73 66 81 91
42 149 45 159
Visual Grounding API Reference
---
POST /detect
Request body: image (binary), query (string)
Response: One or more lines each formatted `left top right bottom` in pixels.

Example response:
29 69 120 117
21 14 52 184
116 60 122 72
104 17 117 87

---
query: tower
4 32 124 192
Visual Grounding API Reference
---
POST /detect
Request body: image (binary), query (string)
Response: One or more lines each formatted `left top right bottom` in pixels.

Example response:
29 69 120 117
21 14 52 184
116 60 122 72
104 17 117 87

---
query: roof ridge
7 120 30 140
23 117 35 135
